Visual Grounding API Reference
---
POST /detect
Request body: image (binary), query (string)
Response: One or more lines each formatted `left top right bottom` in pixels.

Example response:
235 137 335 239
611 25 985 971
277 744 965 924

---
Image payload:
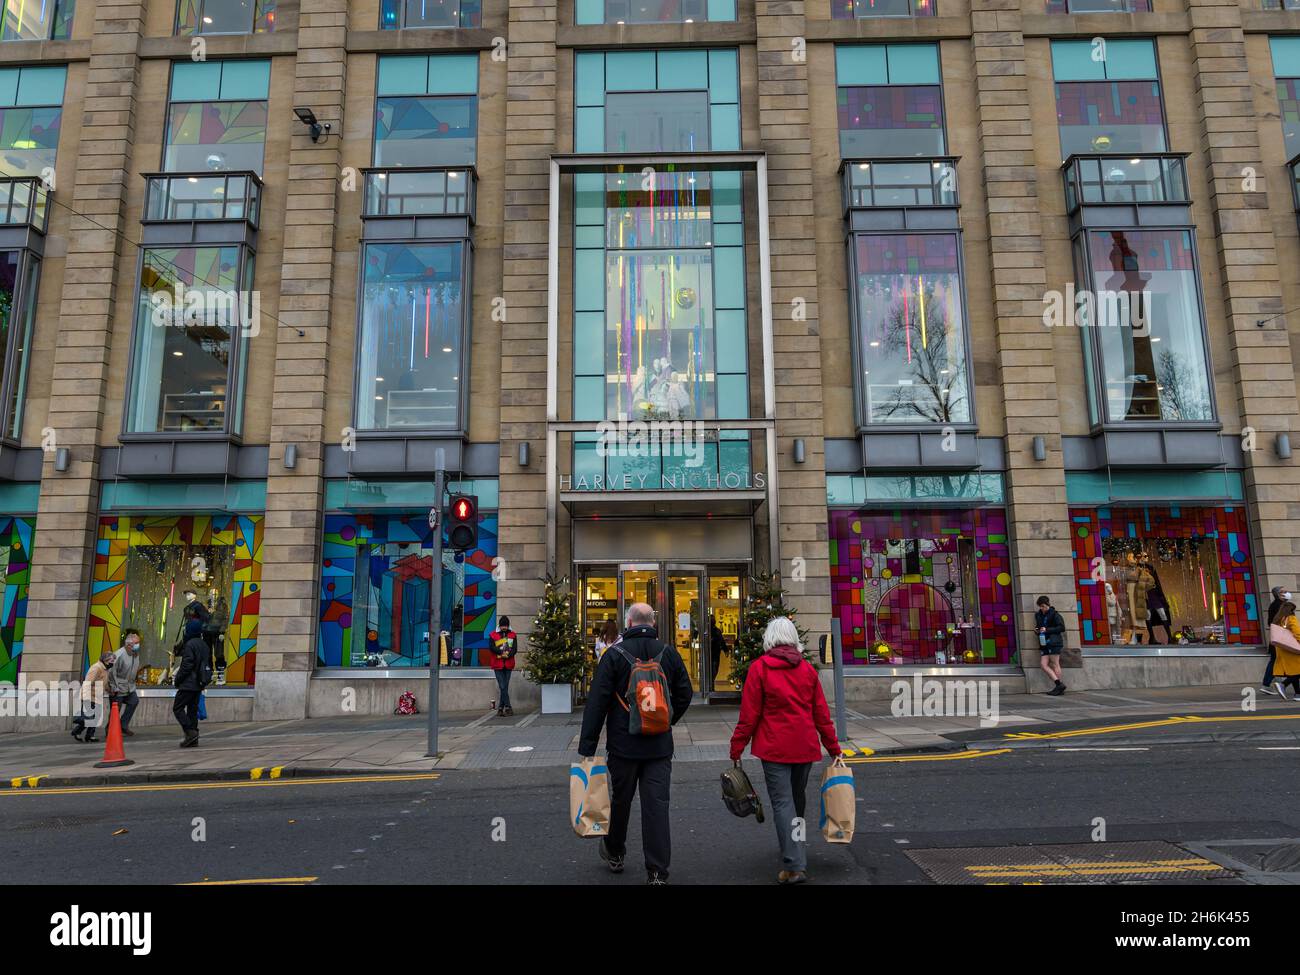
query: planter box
541 682 573 714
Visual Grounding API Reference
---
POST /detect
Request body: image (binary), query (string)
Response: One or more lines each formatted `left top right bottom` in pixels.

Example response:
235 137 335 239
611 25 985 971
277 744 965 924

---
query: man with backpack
173 631 213 747
578 601 693 885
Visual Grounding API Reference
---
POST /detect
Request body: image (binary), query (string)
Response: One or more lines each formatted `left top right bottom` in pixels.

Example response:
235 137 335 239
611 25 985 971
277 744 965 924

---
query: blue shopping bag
197 692 207 722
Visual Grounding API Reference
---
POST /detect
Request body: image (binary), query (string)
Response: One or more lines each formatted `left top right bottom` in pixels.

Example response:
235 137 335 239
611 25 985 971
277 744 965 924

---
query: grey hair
625 602 656 628
762 616 802 652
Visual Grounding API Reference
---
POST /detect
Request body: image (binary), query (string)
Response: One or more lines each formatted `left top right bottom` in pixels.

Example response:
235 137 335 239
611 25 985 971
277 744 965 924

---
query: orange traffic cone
93 700 134 769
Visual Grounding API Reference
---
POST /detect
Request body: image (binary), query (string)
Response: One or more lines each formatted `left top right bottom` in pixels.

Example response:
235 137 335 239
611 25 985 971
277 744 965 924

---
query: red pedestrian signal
447 494 478 551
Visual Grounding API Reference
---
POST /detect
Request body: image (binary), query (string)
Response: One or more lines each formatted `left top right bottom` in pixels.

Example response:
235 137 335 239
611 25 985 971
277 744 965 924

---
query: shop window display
1070 505 1261 647
86 515 263 686
0 514 32 683
829 508 1017 665
318 512 498 668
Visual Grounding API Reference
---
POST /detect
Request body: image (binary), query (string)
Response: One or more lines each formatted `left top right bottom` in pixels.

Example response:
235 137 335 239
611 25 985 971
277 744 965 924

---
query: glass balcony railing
0 177 50 232
362 167 477 222
142 172 262 226
842 157 959 210
1062 153 1189 212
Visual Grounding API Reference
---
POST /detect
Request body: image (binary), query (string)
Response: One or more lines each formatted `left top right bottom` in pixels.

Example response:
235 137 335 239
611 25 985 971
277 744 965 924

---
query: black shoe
599 838 625 874
646 871 668 885
83 735 97 743
71 728 82 742
1046 685 1064 697
504 706 514 717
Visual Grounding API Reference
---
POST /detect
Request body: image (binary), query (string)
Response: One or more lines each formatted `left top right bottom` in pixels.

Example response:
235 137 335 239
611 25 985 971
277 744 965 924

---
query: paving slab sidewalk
0 684 1289 787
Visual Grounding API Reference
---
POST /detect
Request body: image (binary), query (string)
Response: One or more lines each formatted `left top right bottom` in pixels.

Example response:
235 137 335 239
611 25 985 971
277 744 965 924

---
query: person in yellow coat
1269 600 1300 701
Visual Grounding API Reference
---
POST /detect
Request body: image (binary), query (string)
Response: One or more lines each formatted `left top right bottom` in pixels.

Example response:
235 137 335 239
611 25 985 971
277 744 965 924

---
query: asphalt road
2 739 1298 886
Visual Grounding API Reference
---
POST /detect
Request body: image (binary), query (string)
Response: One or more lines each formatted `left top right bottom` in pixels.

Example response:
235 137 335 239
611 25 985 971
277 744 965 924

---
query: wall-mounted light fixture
793 438 806 464
518 441 530 467
293 107 331 143
1032 435 1047 462
284 443 298 470
54 447 69 472
1277 433 1292 460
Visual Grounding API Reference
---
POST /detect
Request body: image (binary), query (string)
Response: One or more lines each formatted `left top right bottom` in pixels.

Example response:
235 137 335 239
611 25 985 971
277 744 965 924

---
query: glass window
829 508 1017 666
0 66 65 178
577 0 726 23
356 242 466 432
126 246 248 434
0 250 38 440
1082 229 1212 422
832 0 936 18
1273 38 1300 158
374 96 477 166
1052 39 1165 156
836 44 945 157
318 511 499 669
1070 505 1260 648
853 233 970 424
85 514 263 687
2 0 75 40
606 91 709 153
165 61 270 175
176 0 277 34
1045 0 1150 11
380 0 482 28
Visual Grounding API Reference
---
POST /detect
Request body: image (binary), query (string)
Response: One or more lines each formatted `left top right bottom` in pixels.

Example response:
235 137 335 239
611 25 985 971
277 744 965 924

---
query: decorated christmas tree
523 575 588 685
730 571 813 688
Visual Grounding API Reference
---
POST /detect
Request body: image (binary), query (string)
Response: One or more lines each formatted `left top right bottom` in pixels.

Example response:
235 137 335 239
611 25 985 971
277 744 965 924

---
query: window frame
175 0 275 36
1070 223 1219 430
1051 37 1171 161
162 59 271 177
834 43 948 160
0 248 40 445
350 235 475 437
1045 0 1151 12
845 228 977 431
379 0 482 30
0 0 75 41
120 243 257 441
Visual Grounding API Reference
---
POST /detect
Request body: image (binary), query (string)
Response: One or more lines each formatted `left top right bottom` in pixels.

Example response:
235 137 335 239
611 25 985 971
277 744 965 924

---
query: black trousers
173 689 200 734
1146 620 1173 644
606 754 672 877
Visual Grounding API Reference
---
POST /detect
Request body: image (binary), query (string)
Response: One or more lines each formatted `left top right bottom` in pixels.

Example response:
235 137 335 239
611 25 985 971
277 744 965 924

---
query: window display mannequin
1104 582 1122 640
1143 563 1174 644
1111 553 1147 644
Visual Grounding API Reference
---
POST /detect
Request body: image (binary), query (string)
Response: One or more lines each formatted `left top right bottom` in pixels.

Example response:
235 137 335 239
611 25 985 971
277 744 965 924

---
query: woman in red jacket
488 616 518 717
730 616 841 884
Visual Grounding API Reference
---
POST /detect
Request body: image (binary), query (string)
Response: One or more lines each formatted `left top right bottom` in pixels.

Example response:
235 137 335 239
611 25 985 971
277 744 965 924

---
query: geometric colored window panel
318 512 498 669
829 507 1017 666
0 515 33 684
1069 505 1261 648
86 515 263 687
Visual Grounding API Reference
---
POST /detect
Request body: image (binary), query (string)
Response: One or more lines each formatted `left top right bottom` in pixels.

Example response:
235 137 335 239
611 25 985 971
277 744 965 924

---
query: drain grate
10 814 104 832
907 841 1234 885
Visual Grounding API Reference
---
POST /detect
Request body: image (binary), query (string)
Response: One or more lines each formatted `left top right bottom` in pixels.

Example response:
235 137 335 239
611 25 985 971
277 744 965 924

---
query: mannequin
1143 563 1174 644
1105 582 1122 641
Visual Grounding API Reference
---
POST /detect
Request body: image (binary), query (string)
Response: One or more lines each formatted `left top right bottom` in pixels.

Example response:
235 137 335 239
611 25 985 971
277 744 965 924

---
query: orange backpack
617 647 672 736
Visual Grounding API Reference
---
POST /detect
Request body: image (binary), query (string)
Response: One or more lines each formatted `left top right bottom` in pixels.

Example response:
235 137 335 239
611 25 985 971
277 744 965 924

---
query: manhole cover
907 841 1234 885
11 815 103 832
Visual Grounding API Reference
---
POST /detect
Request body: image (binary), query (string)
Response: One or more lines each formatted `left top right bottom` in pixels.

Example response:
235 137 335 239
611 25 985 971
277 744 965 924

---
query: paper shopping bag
569 757 611 838
819 756 856 844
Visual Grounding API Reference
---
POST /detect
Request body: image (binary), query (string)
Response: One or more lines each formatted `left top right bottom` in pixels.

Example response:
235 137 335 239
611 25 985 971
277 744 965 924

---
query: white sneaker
1278 684 1291 701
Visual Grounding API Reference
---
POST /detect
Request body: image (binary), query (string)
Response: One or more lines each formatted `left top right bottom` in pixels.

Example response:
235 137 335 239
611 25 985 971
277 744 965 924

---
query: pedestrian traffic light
447 494 478 551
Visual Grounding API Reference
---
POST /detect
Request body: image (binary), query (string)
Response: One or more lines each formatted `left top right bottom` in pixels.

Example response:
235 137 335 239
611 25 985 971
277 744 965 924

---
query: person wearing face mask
1263 586 1293 696
108 628 144 735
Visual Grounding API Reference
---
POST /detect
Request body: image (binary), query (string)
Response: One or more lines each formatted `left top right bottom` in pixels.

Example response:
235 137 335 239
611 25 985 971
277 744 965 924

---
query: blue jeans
112 691 139 730
761 760 812 873
495 669 512 709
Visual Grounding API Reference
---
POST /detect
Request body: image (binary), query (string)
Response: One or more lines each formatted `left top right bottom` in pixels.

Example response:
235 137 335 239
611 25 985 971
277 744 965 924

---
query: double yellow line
0 772 441 797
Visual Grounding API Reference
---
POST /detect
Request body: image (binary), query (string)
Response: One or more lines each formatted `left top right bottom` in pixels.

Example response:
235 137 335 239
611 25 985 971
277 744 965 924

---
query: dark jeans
606 754 672 877
112 692 139 730
761 760 812 873
494 668 512 709
1263 647 1277 687
1146 621 1173 644
173 689 200 734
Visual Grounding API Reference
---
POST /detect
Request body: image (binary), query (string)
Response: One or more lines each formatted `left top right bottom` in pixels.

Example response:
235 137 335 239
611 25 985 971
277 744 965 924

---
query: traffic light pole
427 467 445 758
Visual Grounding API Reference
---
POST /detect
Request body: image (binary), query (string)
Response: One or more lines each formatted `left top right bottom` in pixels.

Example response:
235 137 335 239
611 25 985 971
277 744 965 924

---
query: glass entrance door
666 566 705 692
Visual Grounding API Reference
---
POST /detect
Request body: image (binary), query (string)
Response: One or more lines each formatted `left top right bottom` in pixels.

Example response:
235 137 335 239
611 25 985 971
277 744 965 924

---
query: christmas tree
523 575 588 685
730 571 812 687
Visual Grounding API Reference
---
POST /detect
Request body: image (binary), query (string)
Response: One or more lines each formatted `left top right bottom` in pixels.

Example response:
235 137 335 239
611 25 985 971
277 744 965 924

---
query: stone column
971 0 1079 678
254 1 349 719
1187 0 1300 602
754 1 830 631
23 0 146 686
494 1 557 643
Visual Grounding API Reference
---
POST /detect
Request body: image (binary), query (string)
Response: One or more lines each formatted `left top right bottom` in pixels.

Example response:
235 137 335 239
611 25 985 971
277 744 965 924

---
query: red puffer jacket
730 645 841 763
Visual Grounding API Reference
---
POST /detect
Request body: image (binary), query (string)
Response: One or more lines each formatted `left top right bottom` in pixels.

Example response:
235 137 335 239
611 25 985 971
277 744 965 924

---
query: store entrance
578 563 745 699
